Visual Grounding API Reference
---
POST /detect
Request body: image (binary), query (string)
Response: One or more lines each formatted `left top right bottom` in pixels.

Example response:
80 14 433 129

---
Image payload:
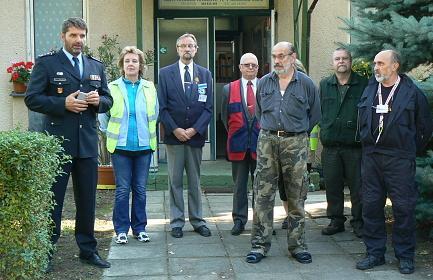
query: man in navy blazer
158 33 213 238
356 50 433 274
25 17 112 271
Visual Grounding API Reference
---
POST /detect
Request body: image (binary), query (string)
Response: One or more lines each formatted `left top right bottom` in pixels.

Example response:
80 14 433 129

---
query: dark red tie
246 81 255 116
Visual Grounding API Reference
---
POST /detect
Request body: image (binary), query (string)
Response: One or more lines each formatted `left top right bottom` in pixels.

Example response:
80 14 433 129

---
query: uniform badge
57 87 63 94
56 72 63 75
90 74 101 81
194 77 200 84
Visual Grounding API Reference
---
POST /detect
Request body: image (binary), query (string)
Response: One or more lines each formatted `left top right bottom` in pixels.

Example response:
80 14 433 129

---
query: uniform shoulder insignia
38 50 56 58
86 55 103 64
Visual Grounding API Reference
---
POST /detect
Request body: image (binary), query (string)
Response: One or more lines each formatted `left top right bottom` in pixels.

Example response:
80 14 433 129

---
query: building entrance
156 14 272 161
214 16 272 158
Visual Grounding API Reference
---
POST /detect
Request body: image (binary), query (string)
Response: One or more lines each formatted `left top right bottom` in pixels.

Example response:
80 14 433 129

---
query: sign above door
159 0 269 10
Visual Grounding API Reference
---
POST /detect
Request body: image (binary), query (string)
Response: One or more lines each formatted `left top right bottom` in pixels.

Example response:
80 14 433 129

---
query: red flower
12 72 19 81
25 62 34 68
6 60 34 83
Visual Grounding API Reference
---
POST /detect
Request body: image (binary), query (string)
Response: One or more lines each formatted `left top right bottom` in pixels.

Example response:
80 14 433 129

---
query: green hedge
0 129 69 279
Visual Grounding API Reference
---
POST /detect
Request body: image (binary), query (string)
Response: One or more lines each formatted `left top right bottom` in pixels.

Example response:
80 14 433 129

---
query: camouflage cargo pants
251 130 309 255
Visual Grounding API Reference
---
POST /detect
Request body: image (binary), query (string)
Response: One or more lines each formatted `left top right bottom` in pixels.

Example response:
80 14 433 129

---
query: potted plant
6 61 34 93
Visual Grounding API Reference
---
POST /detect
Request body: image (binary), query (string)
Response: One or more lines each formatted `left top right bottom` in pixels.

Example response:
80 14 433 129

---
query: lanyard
375 76 400 144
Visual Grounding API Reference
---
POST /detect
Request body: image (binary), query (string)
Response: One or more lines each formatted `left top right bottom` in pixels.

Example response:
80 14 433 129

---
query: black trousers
231 153 256 225
322 146 362 226
361 152 417 260
51 157 98 257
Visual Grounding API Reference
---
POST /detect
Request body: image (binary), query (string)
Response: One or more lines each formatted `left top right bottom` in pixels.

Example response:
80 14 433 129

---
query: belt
266 130 305 137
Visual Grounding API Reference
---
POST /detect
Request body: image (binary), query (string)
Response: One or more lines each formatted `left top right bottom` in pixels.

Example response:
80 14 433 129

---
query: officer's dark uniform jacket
319 71 368 147
358 74 433 159
25 50 113 158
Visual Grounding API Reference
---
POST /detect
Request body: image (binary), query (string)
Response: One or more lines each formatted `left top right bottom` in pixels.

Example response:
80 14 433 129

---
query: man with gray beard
356 50 432 274
245 42 320 264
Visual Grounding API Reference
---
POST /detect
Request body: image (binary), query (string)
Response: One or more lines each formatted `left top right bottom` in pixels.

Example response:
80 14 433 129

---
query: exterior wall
87 0 137 79
275 0 294 42
0 0 351 132
0 0 29 131
142 0 155 81
309 0 351 83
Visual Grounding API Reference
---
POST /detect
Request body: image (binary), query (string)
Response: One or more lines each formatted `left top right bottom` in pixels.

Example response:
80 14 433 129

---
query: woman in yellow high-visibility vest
99 46 158 245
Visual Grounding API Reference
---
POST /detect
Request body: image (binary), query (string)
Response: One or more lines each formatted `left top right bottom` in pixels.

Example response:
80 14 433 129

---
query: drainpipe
136 0 143 50
306 0 319 73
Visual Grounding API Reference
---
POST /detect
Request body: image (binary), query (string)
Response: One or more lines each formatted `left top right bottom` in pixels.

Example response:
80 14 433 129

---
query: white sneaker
115 232 128 244
135 231 150 242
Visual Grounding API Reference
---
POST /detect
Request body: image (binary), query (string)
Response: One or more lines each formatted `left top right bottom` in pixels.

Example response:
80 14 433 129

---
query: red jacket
226 79 260 161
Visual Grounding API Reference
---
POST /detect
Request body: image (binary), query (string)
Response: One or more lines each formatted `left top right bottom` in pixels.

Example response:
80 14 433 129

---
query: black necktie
72 57 81 78
184 65 192 95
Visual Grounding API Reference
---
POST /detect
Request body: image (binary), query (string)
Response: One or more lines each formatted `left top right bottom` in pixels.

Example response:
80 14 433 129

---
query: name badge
90 74 101 81
376 104 389 114
198 95 207 102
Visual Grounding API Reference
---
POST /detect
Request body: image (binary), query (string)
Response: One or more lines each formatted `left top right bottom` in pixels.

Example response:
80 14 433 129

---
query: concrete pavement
102 190 431 279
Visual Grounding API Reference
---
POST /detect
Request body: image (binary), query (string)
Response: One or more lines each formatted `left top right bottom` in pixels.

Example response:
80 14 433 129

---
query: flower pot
12 82 27 93
97 165 115 189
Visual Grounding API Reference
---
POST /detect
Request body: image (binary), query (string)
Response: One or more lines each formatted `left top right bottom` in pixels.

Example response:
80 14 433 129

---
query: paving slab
102 190 430 279
168 257 232 276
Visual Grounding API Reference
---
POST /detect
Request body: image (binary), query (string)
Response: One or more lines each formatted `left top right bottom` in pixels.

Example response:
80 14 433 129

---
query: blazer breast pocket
89 80 101 89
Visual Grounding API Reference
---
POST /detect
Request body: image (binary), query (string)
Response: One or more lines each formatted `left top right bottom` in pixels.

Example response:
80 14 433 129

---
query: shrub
0 129 69 279
415 151 433 238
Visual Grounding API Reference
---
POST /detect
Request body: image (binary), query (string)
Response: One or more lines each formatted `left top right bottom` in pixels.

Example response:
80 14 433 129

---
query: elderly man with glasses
246 42 320 264
221 53 260 236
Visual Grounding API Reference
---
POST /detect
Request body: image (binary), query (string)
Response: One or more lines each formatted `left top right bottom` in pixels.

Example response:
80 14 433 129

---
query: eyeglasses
241 63 259 69
177 44 197 49
271 53 292 60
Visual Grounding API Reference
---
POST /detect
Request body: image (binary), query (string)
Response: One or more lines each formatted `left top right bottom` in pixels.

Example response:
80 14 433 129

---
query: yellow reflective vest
105 78 158 153
310 124 319 151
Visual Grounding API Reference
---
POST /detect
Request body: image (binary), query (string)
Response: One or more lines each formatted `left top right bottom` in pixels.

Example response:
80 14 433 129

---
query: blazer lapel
58 50 81 81
190 63 201 102
81 55 91 82
170 63 188 104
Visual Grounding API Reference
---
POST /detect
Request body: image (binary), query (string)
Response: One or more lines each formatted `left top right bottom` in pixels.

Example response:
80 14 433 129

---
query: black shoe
79 253 111 268
231 221 245 235
399 258 415 274
321 221 345 235
282 216 288 229
356 254 385 270
194 225 212 237
171 227 183 238
44 259 53 273
292 252 312 264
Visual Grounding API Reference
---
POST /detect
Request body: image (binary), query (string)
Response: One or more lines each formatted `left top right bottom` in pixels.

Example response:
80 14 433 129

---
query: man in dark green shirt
319 48 368 238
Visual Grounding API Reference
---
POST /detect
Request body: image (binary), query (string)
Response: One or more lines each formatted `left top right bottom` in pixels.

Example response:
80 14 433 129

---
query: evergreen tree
342 1 433 236
341 0 433 92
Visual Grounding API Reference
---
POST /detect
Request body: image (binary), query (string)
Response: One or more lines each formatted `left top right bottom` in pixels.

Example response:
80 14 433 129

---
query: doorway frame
154 3 274 160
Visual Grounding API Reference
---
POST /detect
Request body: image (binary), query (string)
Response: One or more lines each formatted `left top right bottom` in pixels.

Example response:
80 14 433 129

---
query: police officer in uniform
25 17 112 271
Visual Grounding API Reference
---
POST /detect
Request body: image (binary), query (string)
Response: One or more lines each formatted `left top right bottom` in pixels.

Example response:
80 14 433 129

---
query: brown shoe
321 221 345 235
